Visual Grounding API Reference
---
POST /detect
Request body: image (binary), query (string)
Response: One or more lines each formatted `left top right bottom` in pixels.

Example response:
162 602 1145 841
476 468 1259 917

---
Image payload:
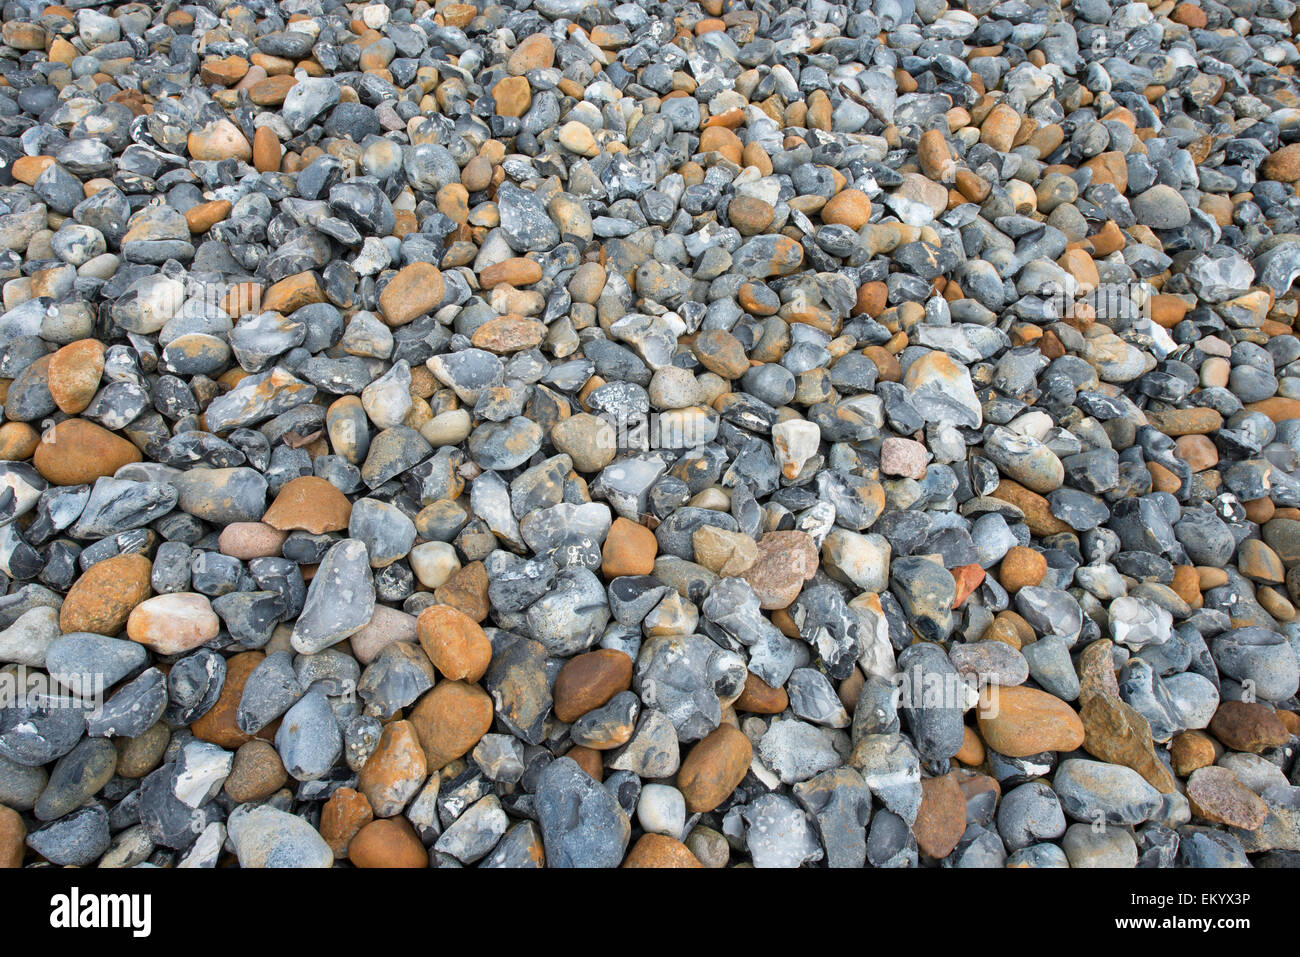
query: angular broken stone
291 540 375 654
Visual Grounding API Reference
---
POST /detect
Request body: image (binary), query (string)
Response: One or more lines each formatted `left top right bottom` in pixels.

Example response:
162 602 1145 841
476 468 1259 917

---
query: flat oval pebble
677 724 754 814
977 685 1086 758
416 603 491 682
58 553 152 636
553 649 634 724
126 593 220 655
408 680 493 771
33 420 142 486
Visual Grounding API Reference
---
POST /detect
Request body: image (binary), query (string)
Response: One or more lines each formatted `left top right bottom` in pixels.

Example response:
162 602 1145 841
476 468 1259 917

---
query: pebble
126 594 220 655
417 604 491 683
275 689 342 780
1054 759 1164 827
637 783 687 841
977 685 1085 758
290 540 375 654
436 795 509 864
1081 693 1177 794
744 793 823 868
535 757 630 867
320 788 373 859
262 476 352 534
623 833 703 868
58 554 152 636
1061 824 1138 868
409 680 493 771
227 804 332 869
913 773 968 860
223 739 287 804
678 724 753 814
0 805 24 867
0 612 55 673
349 818 427 869
602 518 658 578
26 805 109 866
1209 702 1292 754
997 782 1067 852
553 649 633 724
1187 766 1268 830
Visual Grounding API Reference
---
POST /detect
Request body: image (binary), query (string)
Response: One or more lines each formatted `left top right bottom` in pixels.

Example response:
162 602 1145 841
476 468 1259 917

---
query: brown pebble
185 199 232 234
998 546 1047 593
223 739 287 803
1208 700 1291 753
0 805 24 868
218 522 288 560
677 723 753 813
191 651 268 749
417 603 492 682
1276 710 1300 736
349 817 427 868
479 257 543 288
116 722 170 779
821 189 873 229
59 553 152 636
623 833 704 868
734 671 789 714
601 517 658 578
1186 766 1268 829
741 530 819 610
260 272 324 314
379 262 445 326
1170 730 1217 777
408 680 494 770
358 720 428 818
913 773 967 859
320 786 373 858
553 649 634 723
955 725 985 765
977 685 1085 757
261 475 352 533
46 340 104 415
0 422 39 460
253 126 281 172
566 745 604 781
433 561 490 622
33 419 143 486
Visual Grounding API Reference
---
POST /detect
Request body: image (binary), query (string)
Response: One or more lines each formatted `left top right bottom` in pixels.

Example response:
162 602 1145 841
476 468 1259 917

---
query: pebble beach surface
2 0 1300 869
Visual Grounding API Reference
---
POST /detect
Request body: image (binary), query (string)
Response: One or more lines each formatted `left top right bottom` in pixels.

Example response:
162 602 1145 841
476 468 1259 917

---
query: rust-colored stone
349 817 428 868
913 773 967 859
59 553 152 636
677 724 753 813
553 649 634 723
320 786 373 858
33 419 142 486
408 681 493 770
261 475 352 533
622 833 704 868
734 671 789 714
977 685 1085 757
417 604 492 682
